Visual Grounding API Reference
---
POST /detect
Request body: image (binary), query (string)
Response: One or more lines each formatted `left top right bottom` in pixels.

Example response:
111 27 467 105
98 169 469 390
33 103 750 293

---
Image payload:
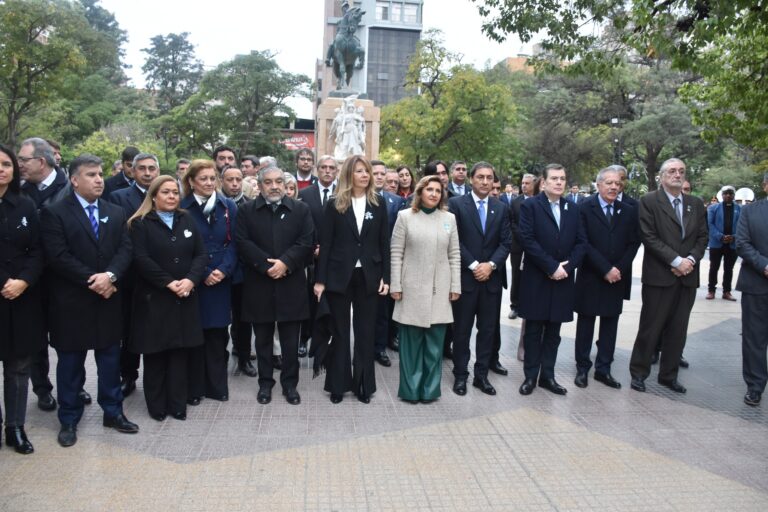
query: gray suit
735 198 768 394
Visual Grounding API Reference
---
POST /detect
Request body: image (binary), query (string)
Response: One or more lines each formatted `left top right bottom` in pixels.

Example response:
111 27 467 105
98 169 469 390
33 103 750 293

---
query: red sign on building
280 131 315 150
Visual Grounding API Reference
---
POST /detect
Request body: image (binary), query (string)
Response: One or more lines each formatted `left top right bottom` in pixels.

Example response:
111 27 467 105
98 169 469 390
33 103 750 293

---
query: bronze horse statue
325 8 366 90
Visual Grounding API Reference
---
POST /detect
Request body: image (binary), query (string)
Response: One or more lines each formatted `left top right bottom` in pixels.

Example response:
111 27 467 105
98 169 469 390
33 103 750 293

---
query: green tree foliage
74 120 165 175
142 32 204 114
380 30 521 171
471 0 768 149
167 51 311 158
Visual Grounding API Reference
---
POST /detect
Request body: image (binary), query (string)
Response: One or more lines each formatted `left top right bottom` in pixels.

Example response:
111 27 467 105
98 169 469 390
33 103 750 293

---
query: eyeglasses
18 156 40 163
298 157 313 162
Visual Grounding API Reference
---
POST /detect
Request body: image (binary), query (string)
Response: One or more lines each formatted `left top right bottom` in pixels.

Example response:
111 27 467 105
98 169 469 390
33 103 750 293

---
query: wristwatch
106 271 117 283
489 262 497 271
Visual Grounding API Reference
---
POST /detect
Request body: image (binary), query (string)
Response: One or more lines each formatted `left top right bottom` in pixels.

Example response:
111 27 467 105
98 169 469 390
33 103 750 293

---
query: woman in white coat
390 176 461 403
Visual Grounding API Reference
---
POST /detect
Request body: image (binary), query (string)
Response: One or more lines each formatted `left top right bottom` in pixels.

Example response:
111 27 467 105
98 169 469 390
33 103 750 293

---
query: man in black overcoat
40 154 138 447
573 167 640 390
236 166 314 405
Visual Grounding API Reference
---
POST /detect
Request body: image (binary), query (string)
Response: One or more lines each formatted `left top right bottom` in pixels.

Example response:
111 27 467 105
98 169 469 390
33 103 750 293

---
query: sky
99 0 528 118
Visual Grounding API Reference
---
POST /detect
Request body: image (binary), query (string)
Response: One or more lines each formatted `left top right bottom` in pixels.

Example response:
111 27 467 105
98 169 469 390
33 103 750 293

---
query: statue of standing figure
325 2 366 90
330 95 366 160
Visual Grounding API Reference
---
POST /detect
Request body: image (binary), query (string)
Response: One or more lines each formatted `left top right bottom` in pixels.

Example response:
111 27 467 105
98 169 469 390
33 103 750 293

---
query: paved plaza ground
1 250 766 511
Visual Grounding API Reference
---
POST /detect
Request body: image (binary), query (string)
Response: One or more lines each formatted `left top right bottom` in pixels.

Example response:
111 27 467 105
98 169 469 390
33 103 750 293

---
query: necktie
551 201 560 229
477 199 486 233
86 204 99 239
605 203 613 223
673 197 684 237
322 188 329 206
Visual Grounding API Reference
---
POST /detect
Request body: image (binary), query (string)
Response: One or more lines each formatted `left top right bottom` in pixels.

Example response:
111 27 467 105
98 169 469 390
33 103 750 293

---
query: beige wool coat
390 208 461 328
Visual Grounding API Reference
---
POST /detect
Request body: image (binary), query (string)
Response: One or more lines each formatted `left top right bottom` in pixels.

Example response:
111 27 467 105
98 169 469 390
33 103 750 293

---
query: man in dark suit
108 153 161 396
297 155 338 358
18 137 72 412
237 166 313 405
507 173 535 320
447 160 472 197
736 173 768 406
40 154 138 447
518 164 586 396
629 158 708 393
448 162 511 396
103 146 139 199
567 185 583 204
574 167 640 390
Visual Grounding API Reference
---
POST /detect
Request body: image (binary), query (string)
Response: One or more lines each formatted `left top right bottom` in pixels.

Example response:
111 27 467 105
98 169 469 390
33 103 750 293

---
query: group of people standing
2 139 767 457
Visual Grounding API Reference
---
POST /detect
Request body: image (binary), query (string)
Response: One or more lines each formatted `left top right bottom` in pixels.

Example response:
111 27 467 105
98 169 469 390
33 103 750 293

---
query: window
391 3 402 22
403 3 419 23
376 1 389 20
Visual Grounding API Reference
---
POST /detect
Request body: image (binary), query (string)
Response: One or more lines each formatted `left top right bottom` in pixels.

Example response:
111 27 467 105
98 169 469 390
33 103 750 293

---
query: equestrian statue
325 5 366 90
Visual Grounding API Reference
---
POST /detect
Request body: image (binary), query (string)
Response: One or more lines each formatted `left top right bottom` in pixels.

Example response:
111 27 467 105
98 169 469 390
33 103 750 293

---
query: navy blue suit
448 194 511 380
518 192 586 382
574 195 640 375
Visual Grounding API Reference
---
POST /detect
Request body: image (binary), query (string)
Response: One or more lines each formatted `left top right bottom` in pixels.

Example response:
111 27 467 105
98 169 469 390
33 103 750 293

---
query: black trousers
742 293 768 393
143 349 190 417
374 293 396 353
708 246 738 293
300 264 317 344
325 269 377 397
1 356 32 427
29 346 53 396
188 327 229 400
509 251 523 309
230 283 253 358
523 320 562 381
253 321 300 390
451 283 501 380
120 281 140 382
630 282 696 382
574 314 619 375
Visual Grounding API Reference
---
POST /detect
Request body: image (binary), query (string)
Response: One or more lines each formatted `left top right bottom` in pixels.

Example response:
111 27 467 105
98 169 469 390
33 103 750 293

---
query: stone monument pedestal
316 96 380 161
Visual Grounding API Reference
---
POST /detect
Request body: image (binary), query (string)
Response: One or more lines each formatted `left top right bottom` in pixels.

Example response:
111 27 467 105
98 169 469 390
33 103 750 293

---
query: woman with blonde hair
390 176 461 403
128 176 207 420
314 155 390 404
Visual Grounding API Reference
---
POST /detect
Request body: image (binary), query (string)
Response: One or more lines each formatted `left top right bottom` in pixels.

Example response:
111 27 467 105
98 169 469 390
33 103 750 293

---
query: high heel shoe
5 426 34 454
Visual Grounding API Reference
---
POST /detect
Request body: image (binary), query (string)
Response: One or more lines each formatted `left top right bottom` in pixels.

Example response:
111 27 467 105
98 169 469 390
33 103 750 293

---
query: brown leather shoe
723 292 737 301
705 291 715 300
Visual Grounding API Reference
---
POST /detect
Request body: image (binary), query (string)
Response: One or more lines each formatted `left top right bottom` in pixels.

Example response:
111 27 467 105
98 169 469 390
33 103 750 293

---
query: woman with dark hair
314 156 391 404
128 176 207 421
396 165 415 199
0 144 45 453
390 176 460 403
181 160 239 403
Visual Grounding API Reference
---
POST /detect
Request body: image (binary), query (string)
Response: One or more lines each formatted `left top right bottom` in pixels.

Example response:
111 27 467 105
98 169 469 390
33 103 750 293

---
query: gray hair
132 153 159 168
259 156 277 168
283 172 297 186
69 154 103 176
21 137 56 168
257 165 283 184
522 173 535 181
316 154 336 168
660 158 685 175
596 166 623 183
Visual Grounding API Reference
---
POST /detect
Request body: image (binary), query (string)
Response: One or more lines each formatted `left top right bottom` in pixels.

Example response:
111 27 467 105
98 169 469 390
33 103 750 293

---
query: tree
380 30 521 170
471 0 768 149
142 33 204 114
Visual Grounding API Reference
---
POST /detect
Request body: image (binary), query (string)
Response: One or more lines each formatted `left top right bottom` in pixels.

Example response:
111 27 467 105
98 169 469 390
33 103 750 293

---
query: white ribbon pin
184 229 192 238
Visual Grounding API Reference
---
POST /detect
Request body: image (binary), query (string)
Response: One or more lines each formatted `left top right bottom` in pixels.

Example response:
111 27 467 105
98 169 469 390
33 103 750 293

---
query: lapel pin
100 217 109 223
21 216 28 227
184 229 192 238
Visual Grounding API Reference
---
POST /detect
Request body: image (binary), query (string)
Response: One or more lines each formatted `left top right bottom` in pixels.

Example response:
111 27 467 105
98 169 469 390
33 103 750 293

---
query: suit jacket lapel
360 201 373 239
657 190 682 230
537 193 558 229
464 194 484 235
682 195 694 236
590 199 611 229
345 204 360 240
69 194 99 245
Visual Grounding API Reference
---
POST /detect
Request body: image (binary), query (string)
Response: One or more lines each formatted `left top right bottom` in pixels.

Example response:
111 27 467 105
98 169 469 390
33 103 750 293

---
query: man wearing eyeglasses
294 149 318 191
448 161 472 197
629 158 708 394
104 146 140 199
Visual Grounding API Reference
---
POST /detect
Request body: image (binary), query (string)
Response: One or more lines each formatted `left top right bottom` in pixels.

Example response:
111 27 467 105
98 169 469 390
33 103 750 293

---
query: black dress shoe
121 379 137 398
650 351 660 365
357 394 370 404
283 388 301 405
238 359 258 377
37 392 57 411
149 412 167 422
330 393 343 404
103 413 139 433
171 412 187 421
79 390 92 405
58 424 77 447
679 356 690 368
419 398 437 404
453 378 467 396
519 378 536 395
298 340 308 358
5 427 34 454
272 355 283 370
539 377 567 395
594 372 622 389
257 387 272 404
744 390 762 406
489 361 508 376
574 372 588 388
472 377 497 395
630 377 646 392
375 351 391 367
658 378 687 393
388 337 399 352
187 396 201 406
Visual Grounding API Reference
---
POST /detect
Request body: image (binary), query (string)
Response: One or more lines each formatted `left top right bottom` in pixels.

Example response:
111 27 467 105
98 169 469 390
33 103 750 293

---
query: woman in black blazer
128 176 207 421
0 144 45 454
314 156 391 404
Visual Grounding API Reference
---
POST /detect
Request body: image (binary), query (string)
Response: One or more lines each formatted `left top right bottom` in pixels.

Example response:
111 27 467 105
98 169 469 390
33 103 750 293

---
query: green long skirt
398 324 446 401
